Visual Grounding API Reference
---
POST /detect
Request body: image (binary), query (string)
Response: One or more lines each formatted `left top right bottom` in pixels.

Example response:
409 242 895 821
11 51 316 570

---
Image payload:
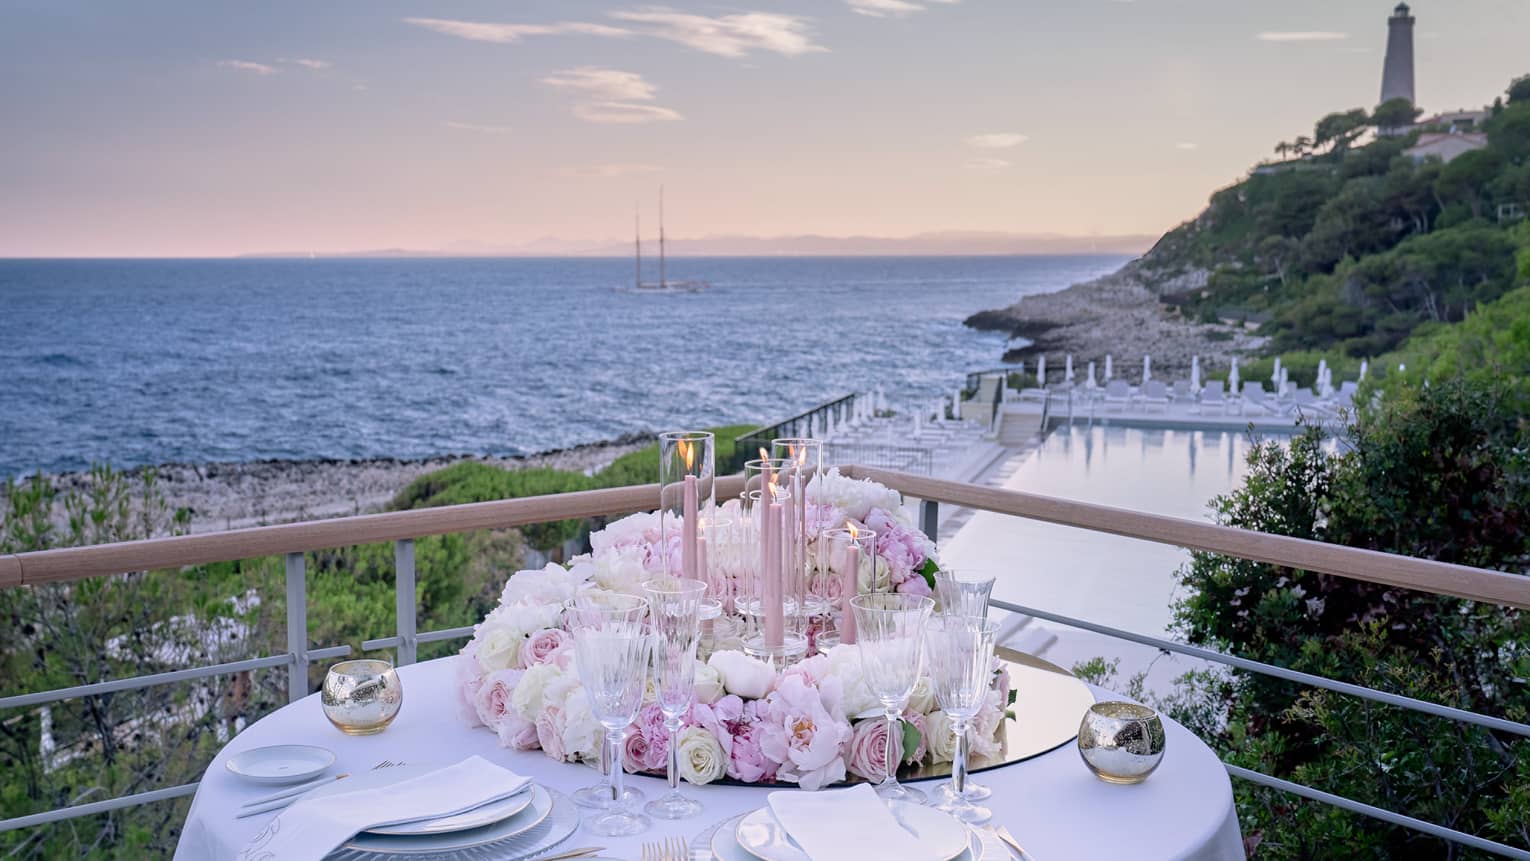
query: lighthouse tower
1380 2 1415 105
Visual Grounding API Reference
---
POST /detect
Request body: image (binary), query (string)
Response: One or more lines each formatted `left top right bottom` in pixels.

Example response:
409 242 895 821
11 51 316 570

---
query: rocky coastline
19 435 654 535
965 260 1267 378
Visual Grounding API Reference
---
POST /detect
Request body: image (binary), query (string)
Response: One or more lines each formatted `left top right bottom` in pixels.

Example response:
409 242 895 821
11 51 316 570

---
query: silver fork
640 837 690 861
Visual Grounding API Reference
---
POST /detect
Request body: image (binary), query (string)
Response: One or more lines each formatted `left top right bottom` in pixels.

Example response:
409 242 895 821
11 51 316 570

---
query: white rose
676 727 727 785
590 547 650 596
692 660 725 705
708 650 775 700
906 675 937 716
824 645 879 718
925 710 956 763
474 621 522 673
501 562 587 606
510 662 563 721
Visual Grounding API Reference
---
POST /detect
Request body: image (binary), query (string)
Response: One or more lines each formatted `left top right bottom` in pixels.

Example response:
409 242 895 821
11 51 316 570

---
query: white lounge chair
1199 386 1227 415
1171 379 1198 406
1240 382 1275 416
1139 380 1170 412
1102 379 1131 412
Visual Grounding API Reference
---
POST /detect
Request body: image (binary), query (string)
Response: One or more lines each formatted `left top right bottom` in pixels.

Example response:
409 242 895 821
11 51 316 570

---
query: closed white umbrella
1359 360 1369 380
1190 355 1201 390
1105 354 1113 381
1229 357 1240 392
1087 361 1097 389
1142 354 1152 384
1036 355 1047 387
1272 357 1282 384
1065 355 1075 384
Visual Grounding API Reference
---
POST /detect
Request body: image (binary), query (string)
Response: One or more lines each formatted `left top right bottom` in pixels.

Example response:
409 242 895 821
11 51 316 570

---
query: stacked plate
308 765 579 860
706 801 983 861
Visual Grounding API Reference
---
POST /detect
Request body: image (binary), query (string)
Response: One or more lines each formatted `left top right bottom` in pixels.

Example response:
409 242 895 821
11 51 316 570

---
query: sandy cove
18 435 653 535
965 262 1267 378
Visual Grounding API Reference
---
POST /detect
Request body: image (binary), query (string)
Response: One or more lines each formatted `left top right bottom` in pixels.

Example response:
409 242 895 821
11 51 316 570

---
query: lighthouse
1380 2 1415 105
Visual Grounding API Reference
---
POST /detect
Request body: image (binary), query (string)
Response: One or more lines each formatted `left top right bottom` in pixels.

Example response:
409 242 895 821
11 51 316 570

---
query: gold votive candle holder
1077 701 1165 784
321 659 403 735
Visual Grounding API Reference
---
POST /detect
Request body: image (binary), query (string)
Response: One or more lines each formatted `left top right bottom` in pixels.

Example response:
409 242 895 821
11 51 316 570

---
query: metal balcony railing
1 467 1528 857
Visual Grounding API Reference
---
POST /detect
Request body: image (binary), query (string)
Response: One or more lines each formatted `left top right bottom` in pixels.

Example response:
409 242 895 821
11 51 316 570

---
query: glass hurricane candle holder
771 439 827 621
818 525 877 648
659 431 715 585
741 483 807 668
321 659 402 735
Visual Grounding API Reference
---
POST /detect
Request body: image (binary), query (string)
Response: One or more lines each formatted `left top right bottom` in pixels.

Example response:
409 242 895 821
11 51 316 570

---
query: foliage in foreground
1170 380 1530 858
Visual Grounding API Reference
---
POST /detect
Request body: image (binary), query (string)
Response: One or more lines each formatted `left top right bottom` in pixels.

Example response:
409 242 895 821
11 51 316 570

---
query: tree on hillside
1372 97 1422 130
1509 74 1530 104
1488 101 1530 164
1293 135 1314 157
1435 148 1505 219
1274 141 1293 161
1314 108 1370 155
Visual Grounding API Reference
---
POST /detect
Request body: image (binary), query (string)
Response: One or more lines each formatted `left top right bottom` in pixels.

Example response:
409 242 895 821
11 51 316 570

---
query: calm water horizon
0 255 1129 477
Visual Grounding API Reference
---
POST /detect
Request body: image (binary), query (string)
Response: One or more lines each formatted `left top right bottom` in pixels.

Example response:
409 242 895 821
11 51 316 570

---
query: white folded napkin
237 755 531 861
767 784 927 861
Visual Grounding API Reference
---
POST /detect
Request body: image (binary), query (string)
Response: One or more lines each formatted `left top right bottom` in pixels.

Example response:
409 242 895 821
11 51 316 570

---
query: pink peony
756 675 852 790
895 575 933 598
845 718 894 781
725 706 776 783
497 712 540 750
687 696 743 760
456 642 486 727
536 706 567 760
520 628 572 668
473 668 524 730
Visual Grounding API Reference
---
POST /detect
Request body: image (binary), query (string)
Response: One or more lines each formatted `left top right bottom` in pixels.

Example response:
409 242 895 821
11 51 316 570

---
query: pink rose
536 706 567 760
846 718 894 781
456 643 485 727
473 668 524 729
623 726 657 772
520 628 572 668
497 712 540 750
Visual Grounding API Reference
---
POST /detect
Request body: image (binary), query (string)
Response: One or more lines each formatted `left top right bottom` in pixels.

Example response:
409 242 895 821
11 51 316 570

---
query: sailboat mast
659 185 667 289
634 206 642 290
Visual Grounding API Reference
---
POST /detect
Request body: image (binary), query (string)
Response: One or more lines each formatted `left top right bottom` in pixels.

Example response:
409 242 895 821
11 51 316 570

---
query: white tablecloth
176 658 1243 861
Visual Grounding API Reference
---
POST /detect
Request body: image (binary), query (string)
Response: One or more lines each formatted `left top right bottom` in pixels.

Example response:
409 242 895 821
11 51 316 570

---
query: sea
0 255 1128 477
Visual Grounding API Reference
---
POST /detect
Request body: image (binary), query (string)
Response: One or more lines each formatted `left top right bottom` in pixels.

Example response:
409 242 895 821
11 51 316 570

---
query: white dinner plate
733 800 970 861
342 784 554 855
297 764 537 838
712 807 981 861
224 745 335 785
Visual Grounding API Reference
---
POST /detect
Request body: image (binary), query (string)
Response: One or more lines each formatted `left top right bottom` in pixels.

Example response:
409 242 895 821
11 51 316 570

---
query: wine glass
643 576 708 820
569 593 649 811
932 569 997 804
571 593 653 836
925 616 998 824
851 593 934 803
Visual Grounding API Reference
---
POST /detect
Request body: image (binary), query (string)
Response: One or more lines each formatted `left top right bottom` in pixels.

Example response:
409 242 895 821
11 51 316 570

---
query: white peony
558 684 603 762
808 468 903 522
692 660 725 705
676 727 727 785
510 662 564 721
570 545 650 596
501 562 587 606
925 710 957 763
822 644 879 718
708 650 776 700
589 511 664 556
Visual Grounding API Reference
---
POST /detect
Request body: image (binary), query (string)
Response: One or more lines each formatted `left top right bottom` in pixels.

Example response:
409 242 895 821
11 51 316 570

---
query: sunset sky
2 0 1528 257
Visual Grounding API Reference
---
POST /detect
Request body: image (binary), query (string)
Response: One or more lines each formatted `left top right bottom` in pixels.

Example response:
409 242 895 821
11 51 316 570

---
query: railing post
920 499 938 541
395 539 417 666
285 552 308 703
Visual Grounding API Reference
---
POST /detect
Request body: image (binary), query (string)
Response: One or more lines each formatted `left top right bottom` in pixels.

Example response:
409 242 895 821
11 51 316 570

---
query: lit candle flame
680 438 696 470
846 521 859 538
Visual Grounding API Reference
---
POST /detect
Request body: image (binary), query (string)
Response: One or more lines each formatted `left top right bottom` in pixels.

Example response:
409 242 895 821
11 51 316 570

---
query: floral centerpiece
456 469 1011 790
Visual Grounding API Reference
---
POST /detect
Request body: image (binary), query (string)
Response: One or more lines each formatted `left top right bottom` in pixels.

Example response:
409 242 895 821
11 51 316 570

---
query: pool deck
1003 393 1342 435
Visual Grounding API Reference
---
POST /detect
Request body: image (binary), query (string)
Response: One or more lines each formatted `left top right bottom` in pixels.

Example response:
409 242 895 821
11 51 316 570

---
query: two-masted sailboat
634 187 709 294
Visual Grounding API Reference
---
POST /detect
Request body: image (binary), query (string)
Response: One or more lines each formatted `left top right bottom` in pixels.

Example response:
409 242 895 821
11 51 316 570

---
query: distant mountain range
241 231 1156 259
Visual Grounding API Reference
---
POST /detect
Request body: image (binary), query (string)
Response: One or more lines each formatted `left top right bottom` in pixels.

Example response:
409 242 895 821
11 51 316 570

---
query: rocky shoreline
965 260 1267 377
18 435 654 535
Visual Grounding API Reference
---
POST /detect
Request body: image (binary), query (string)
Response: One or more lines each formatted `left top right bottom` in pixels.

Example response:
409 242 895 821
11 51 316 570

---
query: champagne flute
571 593 653 836
851 593 934 803
926 616 998 824
932 569 997 804
643 576 708 820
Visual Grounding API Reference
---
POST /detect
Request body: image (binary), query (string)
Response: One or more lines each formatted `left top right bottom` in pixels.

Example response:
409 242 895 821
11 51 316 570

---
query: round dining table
175 657 1244 861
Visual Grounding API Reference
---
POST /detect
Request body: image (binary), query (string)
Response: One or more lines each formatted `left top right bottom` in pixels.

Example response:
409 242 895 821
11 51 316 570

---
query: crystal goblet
571 593 653 837
932 568 997 803
643 576 708 820
926 617 998 824
851 593 934 803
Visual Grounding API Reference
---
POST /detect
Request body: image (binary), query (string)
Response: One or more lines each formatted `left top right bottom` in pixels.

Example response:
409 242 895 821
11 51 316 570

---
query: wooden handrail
3 466 1527 610
2 476 745 587
844 466 1530 611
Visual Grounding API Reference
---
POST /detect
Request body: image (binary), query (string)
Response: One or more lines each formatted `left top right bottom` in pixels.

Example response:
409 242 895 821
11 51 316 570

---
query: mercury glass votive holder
322 659 403 735
1077 701 1166 784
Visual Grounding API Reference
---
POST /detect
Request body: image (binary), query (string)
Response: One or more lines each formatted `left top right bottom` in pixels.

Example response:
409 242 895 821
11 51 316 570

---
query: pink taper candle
764 493 784 649
682 473 698 579
841 540 859 645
